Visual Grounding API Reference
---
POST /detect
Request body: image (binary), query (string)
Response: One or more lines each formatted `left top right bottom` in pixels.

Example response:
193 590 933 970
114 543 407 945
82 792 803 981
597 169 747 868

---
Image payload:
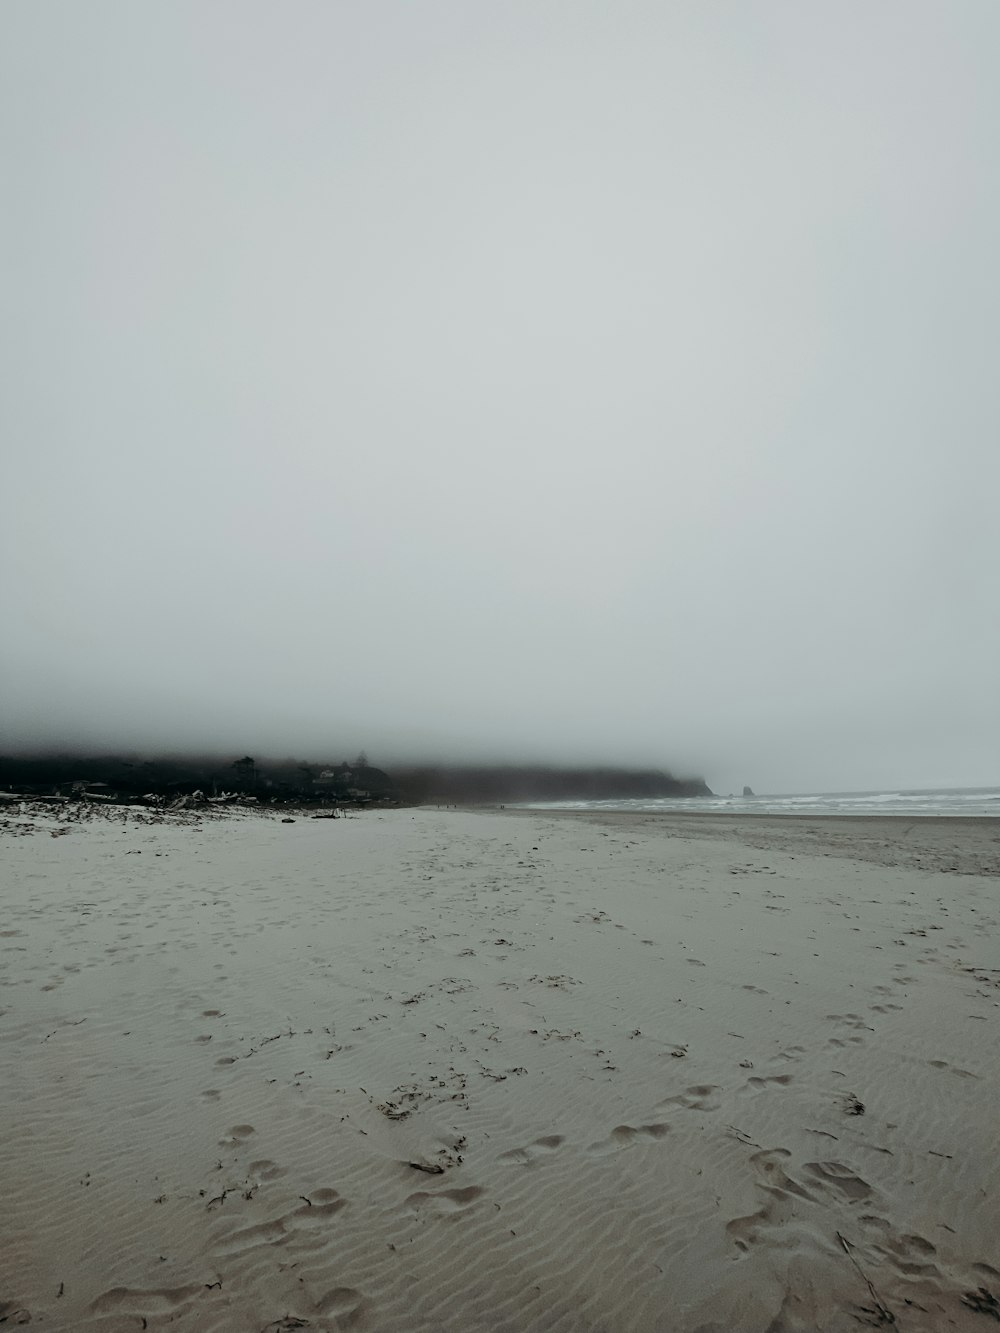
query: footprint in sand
91 1285 203 1317
801 1160 872 1202
587 1123 670 1156
248 1159 287 1181
826 1013 874 1031
726 1149 816 1253
404 1185 484 1215
825 1014 873 1049
213 1218 290 1254
314 1287 367 1320
218 1124 255 1147
861 1219 941 1278
293 1187 346 1221
499 1135 565 1165
212 1188 346 1255
927 1059 978 1078
774 1045 806 1061
659 1085 722 1113
742 1074 793 1093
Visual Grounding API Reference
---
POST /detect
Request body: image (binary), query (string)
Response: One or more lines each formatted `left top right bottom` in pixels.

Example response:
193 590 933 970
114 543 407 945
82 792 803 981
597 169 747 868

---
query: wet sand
2 803 998 1331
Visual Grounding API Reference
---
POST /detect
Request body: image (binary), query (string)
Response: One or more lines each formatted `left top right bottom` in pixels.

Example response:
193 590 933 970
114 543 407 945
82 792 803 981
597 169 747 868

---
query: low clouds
2 2 998 793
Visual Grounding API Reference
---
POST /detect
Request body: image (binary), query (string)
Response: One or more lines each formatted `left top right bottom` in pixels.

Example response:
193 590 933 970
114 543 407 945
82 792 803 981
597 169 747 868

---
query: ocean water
522 787 1000 817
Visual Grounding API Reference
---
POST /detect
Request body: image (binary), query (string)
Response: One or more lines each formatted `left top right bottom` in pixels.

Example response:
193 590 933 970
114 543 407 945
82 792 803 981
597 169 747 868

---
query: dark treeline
0 753 397 805
390 765 712 804
0 753 712 807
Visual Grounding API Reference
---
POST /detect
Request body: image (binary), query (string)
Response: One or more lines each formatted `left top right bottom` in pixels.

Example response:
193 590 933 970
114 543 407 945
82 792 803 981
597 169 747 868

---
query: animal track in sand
499 1135 565 1164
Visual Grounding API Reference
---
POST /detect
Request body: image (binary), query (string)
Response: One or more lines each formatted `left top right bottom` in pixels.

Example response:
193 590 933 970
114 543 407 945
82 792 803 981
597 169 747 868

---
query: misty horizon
2 741 996 803
3 3 998 796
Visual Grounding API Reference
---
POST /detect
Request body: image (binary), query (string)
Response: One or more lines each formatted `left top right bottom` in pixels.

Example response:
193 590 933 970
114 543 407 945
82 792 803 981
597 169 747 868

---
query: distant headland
0 752 712 809
388 765 712 805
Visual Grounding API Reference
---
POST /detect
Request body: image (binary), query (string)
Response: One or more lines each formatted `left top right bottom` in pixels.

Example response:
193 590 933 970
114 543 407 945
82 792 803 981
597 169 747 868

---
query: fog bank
3 2 998 795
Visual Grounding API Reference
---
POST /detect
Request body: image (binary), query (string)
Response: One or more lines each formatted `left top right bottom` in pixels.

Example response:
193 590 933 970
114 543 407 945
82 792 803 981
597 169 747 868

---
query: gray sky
3 2 999 794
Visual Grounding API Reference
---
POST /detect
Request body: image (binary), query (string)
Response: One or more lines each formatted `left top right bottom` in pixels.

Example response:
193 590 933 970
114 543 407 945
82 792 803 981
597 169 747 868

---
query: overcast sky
2 2 998 794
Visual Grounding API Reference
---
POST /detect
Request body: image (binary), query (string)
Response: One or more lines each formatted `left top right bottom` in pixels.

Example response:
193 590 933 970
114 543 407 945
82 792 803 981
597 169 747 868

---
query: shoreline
492 807 1000 878
494 805 1000 824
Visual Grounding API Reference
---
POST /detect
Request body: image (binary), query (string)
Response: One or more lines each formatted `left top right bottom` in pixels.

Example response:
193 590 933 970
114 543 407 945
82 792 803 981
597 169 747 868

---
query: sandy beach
1 803 998 1332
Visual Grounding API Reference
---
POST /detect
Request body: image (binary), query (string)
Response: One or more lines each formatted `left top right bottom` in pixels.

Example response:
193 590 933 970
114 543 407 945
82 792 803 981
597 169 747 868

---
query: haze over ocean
524 786 1000 818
